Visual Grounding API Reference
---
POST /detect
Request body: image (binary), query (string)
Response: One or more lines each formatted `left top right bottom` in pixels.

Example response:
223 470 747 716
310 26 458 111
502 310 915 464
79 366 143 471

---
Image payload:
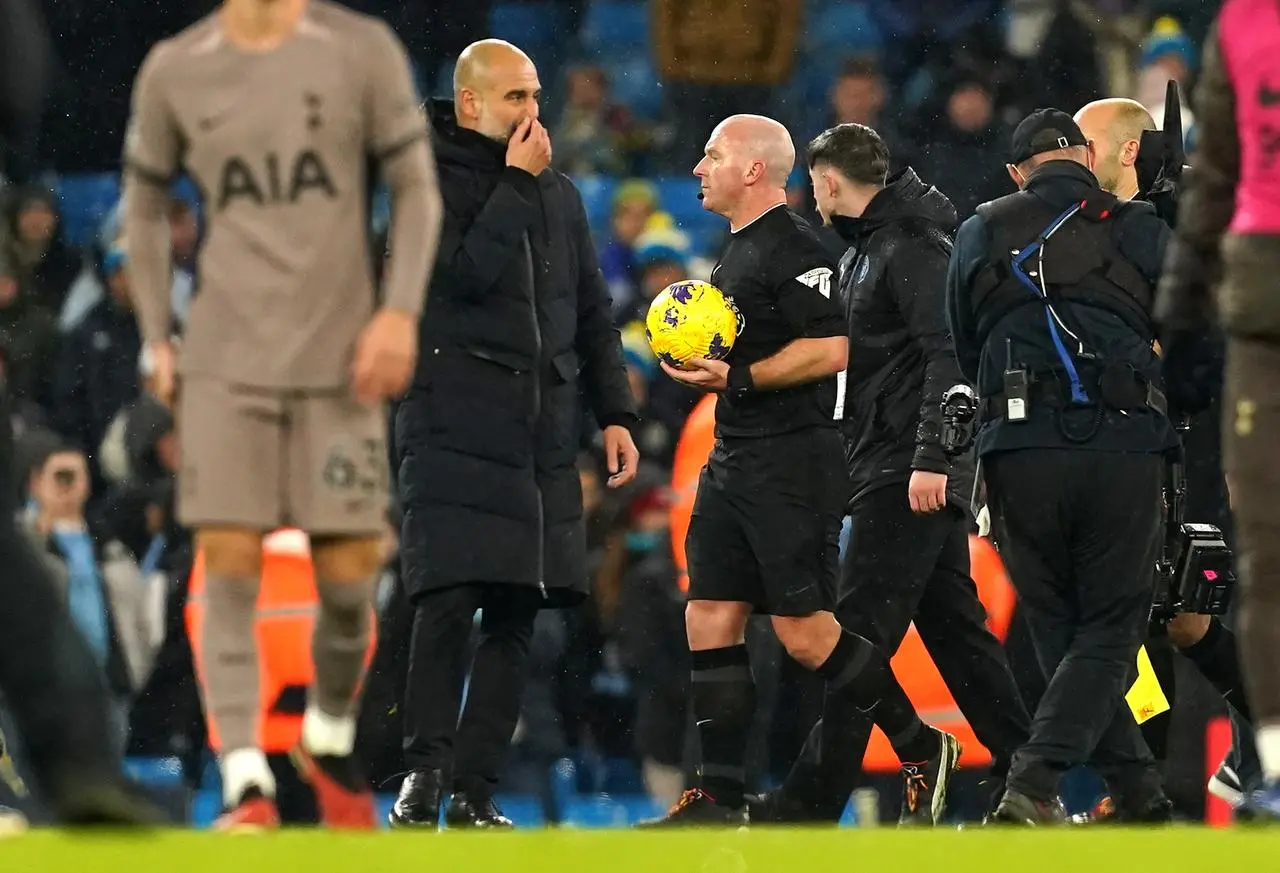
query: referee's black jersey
712 205 845 439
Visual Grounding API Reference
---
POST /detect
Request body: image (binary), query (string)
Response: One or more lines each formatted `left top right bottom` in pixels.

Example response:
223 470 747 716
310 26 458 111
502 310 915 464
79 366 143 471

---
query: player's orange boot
213 787 281 832
291 745 376 830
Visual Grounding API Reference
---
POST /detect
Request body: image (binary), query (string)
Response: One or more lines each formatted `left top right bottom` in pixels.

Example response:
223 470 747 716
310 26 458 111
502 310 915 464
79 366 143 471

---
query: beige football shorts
177 377 389 535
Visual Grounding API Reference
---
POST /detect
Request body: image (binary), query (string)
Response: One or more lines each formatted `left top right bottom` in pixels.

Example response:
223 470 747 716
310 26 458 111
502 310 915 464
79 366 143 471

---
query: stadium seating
487 1 572 80
578 0 649 56
487 2 569 51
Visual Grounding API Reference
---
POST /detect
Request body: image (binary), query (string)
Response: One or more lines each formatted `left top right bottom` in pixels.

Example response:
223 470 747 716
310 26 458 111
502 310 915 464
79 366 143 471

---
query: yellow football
644 280 741 370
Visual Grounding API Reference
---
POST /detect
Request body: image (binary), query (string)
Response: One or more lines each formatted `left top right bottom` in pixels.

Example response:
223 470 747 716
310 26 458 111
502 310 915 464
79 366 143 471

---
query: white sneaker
1208 764 1246 809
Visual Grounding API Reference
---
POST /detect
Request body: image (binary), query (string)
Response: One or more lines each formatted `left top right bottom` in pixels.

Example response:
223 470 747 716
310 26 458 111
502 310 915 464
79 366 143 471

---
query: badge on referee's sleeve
794 267 834 299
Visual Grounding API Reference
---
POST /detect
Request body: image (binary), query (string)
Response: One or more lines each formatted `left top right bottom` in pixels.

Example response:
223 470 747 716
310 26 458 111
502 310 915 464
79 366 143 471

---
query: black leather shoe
389 769 444 829
445 793 514 829
988 789 1068 826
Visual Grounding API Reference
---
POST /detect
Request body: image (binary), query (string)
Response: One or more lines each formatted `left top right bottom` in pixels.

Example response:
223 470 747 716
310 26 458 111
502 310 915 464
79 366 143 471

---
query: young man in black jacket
389 39 639 830
755 123 1031 824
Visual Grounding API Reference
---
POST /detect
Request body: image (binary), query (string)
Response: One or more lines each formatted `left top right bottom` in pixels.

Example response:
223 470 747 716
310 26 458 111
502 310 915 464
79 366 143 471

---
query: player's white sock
1257 724 1280 782
221 747 275 806
301 706 356 757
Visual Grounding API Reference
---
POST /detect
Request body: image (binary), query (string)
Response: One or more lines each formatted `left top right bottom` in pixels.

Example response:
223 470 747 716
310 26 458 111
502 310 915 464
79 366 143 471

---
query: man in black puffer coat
756 123 1031 824
390 39 638 830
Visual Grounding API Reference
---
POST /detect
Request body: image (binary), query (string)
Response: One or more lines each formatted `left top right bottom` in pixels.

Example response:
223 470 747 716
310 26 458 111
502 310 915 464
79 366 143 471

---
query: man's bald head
1074 98 1156 197
454 39 542 142
713 115 796 187
454 39 533 94
694 114 795 225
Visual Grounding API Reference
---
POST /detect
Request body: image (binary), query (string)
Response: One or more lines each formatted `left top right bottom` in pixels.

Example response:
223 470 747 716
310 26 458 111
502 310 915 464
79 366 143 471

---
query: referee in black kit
643 114 958 828
754 123 1030 825
946 109 1176 824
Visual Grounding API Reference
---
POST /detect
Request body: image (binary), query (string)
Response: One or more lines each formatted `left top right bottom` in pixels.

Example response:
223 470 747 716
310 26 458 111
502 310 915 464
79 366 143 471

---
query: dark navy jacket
945 161 1179 457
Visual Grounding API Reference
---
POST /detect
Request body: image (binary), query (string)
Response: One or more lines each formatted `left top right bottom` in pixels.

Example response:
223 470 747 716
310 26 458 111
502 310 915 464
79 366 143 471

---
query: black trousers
987 448 1164 804
773 487 1031 820
402 583 541 801
0 387 122 796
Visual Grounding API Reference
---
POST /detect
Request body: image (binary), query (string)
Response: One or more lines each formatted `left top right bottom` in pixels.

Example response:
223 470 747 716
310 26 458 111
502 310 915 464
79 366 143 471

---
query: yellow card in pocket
1127 644 1171 725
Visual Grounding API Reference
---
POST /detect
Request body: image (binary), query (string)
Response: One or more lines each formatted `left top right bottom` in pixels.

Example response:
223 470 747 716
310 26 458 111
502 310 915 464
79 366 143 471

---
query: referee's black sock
691 645 755 809
816 630 938 764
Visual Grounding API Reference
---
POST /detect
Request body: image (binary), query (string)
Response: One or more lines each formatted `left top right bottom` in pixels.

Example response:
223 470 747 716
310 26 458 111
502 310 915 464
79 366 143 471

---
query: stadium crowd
0 0 1230 826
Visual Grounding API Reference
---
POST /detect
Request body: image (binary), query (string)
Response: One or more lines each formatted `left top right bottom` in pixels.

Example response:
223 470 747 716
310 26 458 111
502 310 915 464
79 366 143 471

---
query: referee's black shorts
685 427 847 617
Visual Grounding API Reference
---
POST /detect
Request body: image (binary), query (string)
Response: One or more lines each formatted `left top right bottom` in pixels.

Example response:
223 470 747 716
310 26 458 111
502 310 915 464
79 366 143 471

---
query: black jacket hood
830 167 958 244
428 99 507 171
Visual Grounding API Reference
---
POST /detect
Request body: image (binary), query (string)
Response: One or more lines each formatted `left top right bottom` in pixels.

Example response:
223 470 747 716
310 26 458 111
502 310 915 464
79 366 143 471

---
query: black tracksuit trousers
772 485 1031 820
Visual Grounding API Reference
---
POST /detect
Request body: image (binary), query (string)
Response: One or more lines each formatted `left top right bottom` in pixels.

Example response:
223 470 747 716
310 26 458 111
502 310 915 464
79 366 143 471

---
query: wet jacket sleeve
569 186 638 430
435 166 542 302
889 232 962 473
945 214 988 384
1156 19 1240 332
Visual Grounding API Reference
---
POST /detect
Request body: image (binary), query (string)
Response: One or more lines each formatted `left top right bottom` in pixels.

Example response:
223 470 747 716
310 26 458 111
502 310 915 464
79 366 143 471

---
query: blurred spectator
95 392 185 573
1014 1 1104 113
598 180 659 316
22 443 163 753
1 185 81 313
1067 0 1148 99
59 206 194 334
1 348 50 442
827 59 905 162
617 225 701 466
864 0 1002 90
1134 16 1196 144
615 493 688 807
616 221 689 325
168 199 199 279
52 244 143 475
552 64 649 177
0 258 60 410
908 75 1012 220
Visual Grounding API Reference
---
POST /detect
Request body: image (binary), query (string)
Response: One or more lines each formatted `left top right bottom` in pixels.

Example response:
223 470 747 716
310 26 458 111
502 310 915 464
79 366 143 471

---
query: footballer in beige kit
121 0 442 830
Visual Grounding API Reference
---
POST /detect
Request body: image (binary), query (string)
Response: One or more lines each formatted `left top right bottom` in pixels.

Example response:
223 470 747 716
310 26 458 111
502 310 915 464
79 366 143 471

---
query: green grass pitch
1 827 1274 873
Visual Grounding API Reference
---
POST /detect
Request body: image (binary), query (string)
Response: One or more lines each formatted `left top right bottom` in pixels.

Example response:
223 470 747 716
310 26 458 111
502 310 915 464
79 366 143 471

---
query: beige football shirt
124 1 430 390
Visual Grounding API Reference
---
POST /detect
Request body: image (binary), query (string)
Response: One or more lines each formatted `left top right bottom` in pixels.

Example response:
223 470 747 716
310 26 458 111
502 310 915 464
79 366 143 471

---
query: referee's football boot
898 727 962 825
636 789 749 828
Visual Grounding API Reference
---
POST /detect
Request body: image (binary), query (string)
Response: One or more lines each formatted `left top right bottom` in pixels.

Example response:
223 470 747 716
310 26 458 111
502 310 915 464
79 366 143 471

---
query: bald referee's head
454 39 542 143
1074 98 1156 199
694 115 794 224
